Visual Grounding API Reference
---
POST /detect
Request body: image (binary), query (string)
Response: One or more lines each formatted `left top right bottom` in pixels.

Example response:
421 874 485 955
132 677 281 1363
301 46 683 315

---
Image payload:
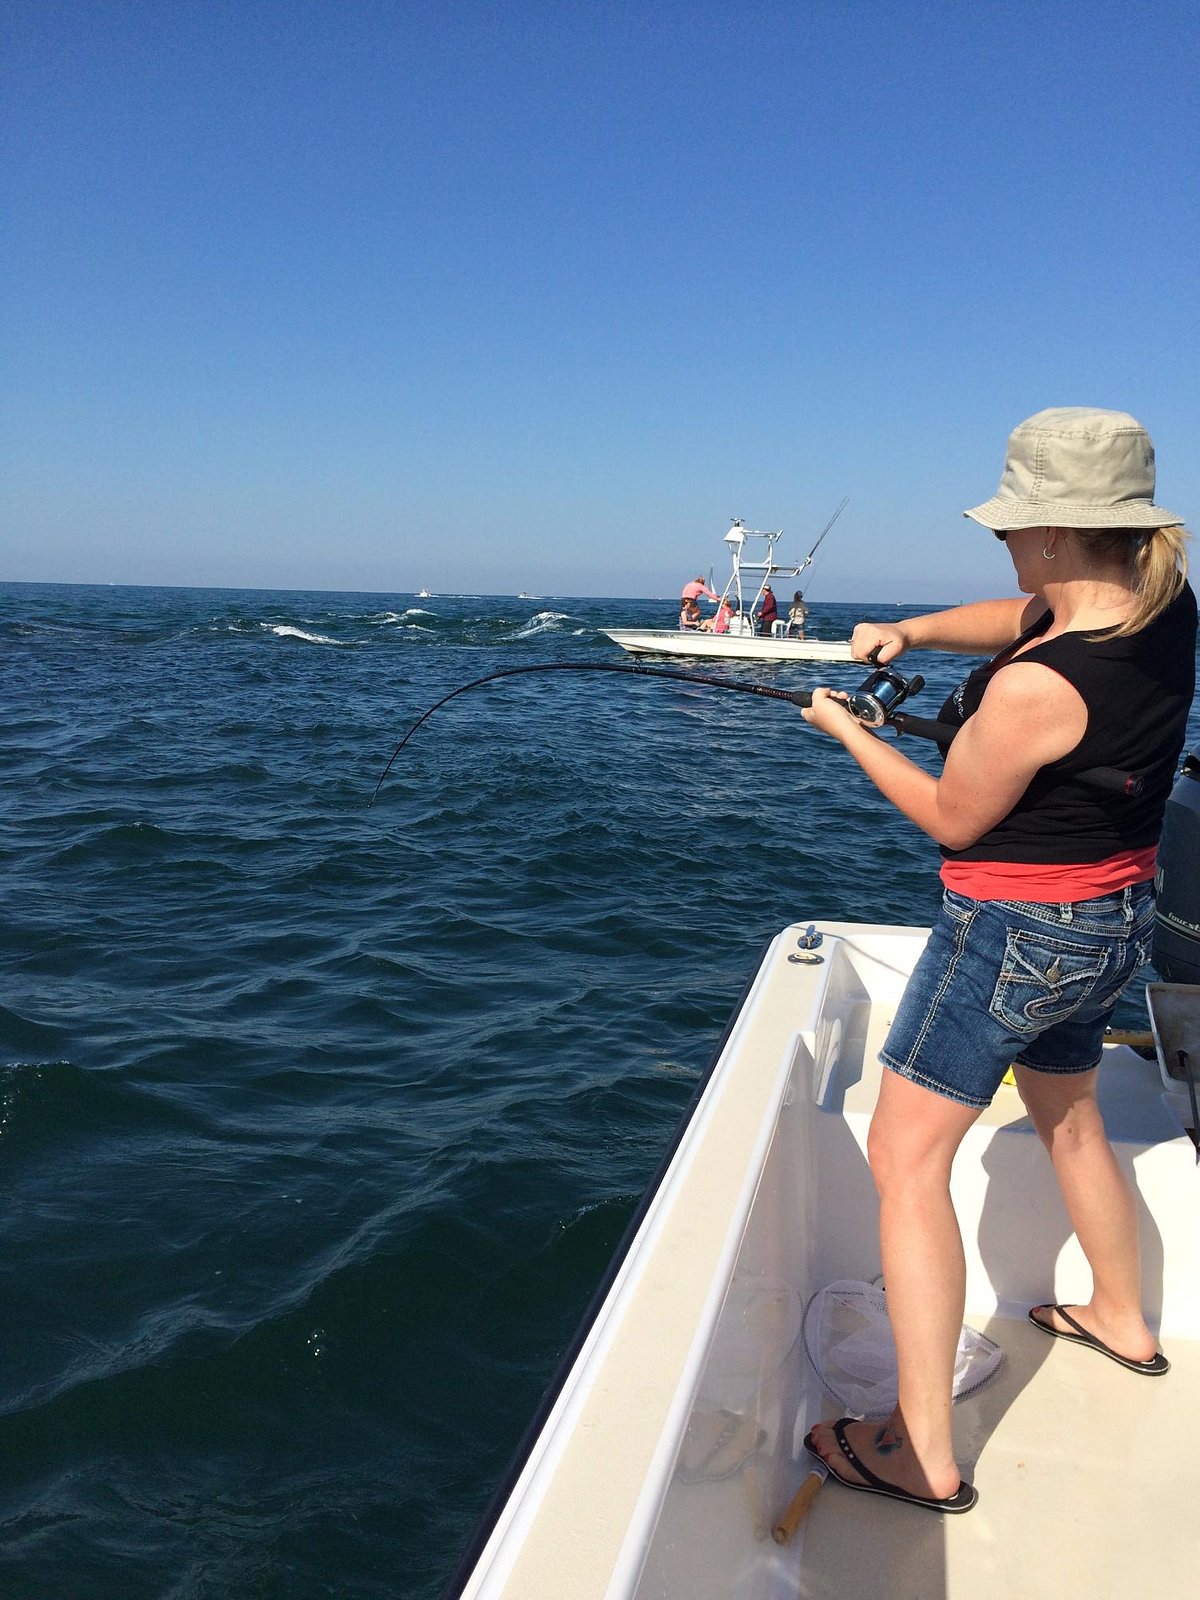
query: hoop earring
1042 545 1056 560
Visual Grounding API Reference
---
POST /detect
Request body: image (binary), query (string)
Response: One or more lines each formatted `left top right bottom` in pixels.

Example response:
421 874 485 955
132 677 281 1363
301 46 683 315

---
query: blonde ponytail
1075 525 1189 638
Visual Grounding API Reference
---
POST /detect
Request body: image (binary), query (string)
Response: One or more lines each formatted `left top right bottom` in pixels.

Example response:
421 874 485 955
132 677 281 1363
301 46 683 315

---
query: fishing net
801 1279 1003 1419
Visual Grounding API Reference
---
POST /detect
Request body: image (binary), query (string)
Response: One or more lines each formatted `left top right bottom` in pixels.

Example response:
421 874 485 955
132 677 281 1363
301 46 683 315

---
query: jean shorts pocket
942 889 975 925
989 930 1110 1034
1092 930 1154 1012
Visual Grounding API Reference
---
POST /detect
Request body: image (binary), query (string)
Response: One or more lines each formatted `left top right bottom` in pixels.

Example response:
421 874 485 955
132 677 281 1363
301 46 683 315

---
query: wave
366 608 433 624
18 602 600 653
185 617 353 645
262 624 347 645
510 610 572 640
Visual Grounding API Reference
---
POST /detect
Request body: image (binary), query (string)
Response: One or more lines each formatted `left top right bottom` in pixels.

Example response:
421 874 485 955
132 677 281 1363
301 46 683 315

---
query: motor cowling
1153 749 1200 983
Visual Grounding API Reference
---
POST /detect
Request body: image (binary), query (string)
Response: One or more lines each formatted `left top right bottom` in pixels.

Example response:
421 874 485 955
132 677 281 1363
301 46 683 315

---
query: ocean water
2 583 1195 1599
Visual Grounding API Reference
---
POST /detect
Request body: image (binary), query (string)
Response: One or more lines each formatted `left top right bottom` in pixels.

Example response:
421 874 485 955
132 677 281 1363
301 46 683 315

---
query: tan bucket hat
964 406 1183 531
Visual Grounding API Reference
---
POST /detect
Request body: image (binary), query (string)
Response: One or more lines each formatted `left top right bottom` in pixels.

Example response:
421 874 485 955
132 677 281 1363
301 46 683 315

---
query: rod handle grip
1075 766 1146 797
771 1471 824 1544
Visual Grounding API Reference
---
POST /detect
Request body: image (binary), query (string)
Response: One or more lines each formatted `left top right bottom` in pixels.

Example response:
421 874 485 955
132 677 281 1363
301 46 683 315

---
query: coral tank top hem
939 845 1158 903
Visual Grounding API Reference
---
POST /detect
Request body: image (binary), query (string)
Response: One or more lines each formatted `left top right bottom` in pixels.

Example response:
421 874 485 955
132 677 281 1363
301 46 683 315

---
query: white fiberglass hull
604 629 854 664
448 921 1199 1600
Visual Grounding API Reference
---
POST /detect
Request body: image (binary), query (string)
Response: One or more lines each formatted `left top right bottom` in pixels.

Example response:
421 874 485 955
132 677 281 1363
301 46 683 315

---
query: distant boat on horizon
416 587 433 599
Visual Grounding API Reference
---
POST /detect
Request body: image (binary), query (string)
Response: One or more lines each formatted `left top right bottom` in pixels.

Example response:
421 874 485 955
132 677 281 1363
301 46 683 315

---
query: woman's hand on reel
800 686 864 746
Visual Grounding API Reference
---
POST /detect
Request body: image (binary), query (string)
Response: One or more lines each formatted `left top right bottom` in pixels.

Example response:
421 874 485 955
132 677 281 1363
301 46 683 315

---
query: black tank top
937 584 1197 865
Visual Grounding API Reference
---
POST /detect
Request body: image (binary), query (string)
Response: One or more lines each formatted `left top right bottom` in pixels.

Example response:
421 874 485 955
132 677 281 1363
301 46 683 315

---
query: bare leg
811 1069 981 1500
1014 1064 1158 1361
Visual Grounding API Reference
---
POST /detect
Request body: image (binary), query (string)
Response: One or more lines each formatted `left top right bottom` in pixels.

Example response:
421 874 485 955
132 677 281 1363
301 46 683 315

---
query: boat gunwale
437 941 773 1600
603 628 855 663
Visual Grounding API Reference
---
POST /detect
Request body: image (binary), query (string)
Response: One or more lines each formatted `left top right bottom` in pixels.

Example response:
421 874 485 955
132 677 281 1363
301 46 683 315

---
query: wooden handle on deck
771 1471 824 1544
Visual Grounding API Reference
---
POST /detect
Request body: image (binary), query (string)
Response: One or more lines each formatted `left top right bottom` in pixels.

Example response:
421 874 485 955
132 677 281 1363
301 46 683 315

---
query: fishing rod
369 654 1146 806
798 497 849 577
369 657 933 804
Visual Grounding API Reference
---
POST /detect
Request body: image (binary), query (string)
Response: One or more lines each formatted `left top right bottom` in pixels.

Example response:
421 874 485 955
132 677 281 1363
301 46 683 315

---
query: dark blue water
3 584 1195 1598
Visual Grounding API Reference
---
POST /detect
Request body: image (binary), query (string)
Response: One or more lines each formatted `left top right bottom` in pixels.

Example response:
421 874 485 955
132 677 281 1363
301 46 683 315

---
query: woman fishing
801 407 1196 1513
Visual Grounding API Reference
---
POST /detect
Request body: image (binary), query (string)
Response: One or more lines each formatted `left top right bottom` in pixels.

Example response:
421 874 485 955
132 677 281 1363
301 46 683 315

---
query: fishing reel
845 658 925 728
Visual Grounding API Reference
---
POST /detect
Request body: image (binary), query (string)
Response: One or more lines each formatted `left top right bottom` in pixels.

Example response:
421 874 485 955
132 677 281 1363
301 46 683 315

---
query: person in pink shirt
681 575 719 603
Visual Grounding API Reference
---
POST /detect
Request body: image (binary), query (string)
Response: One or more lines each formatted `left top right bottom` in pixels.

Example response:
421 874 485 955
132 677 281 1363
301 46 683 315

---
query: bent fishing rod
369 656 1144 806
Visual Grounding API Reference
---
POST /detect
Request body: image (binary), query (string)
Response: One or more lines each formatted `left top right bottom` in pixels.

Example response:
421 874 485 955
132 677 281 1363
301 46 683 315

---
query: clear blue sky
4 1 1198 601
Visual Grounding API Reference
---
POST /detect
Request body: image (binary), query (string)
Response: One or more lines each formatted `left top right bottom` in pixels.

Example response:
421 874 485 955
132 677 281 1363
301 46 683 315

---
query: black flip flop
1028 1304 1169 1375
804 1419 978 1514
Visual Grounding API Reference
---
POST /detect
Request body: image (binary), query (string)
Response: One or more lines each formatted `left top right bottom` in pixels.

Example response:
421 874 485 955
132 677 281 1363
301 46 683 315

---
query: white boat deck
455 924 1199 1600
661 1311 1200 1600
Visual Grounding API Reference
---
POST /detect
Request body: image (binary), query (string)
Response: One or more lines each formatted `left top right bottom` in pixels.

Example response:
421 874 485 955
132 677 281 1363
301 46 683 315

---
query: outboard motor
1153 748 1200 983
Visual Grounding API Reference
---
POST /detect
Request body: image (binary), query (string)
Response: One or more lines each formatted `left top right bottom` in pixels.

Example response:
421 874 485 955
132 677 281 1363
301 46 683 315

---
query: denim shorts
880 883 1156 1109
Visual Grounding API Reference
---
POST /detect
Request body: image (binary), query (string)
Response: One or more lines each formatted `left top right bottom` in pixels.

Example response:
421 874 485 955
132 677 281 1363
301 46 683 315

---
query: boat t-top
604 502 854 664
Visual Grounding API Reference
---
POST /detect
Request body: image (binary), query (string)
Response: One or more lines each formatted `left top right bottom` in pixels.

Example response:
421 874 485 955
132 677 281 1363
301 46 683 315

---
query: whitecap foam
513 610 570 639
263 624 345 645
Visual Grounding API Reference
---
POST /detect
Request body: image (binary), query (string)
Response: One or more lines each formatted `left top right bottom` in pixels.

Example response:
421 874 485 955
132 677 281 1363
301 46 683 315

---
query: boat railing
733 561 804 576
